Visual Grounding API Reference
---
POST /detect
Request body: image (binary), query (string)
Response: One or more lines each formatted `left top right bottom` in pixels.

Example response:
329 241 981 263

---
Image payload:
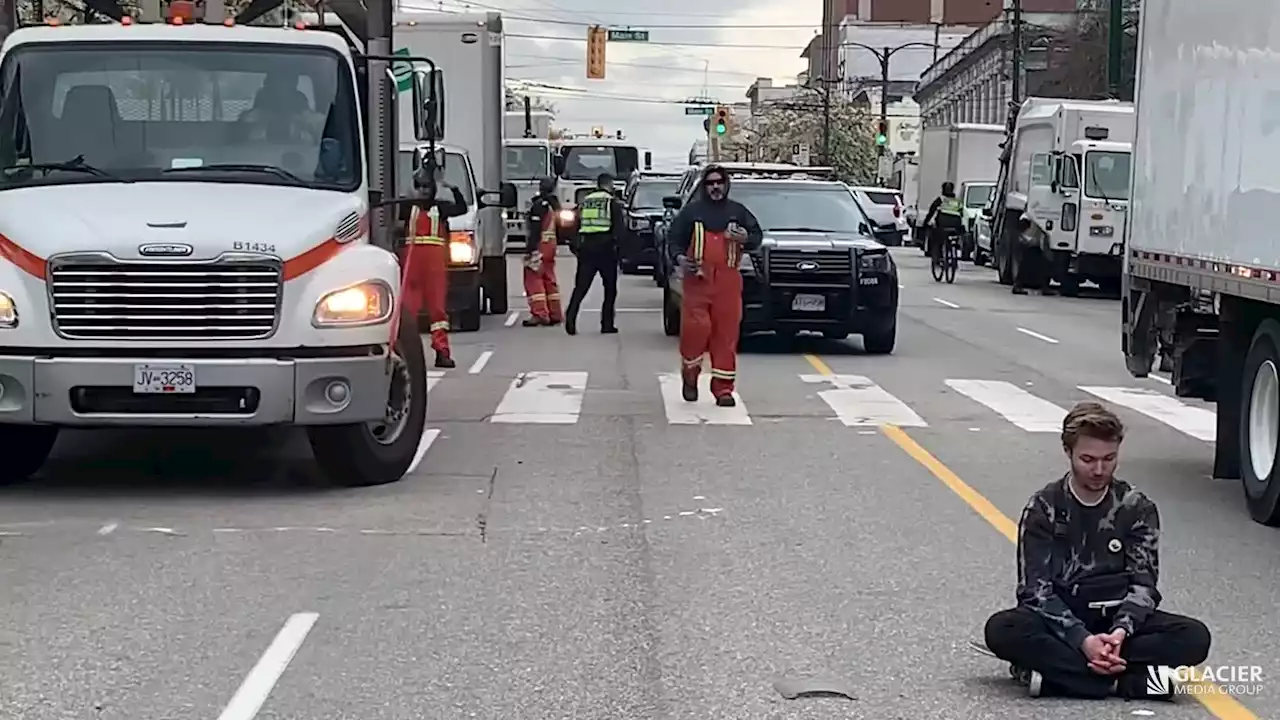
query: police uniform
564 179 624 335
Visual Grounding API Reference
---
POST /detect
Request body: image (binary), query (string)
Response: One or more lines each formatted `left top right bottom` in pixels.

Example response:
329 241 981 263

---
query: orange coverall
401 204 451 360
522 211 562 324
680 221 744 398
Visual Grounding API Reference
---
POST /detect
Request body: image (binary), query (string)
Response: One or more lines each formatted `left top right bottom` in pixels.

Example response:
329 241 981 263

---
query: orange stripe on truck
0 233 46 279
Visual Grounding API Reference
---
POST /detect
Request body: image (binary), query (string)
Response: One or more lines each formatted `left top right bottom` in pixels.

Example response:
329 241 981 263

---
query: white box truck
1121 0 1280 526
394 13 509 319
987 98 1133 293
504 110 553 139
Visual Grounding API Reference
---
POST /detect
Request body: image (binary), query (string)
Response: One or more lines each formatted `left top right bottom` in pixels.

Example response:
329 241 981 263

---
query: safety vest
408 205 444 245
938 196 963 216
578 190 613 234
690 221 740 268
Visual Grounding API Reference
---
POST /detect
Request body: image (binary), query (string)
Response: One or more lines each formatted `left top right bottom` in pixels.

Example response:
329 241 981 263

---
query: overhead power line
504 53 763 77
506 33 941 52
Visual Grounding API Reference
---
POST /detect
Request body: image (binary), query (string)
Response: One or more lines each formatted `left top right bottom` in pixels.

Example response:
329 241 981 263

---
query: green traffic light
875 133 887 145
716 122 727 135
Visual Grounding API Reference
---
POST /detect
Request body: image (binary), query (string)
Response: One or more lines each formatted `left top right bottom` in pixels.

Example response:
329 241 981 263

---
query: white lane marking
427 370 444 393
405 428 441 475
491 371 587 423
97 522 118 535
1016 327 1059 344
946 379 1066 432
468 350 492 374
800 374 927 427
657 373 751 425
216 612 319 720
1080 386 1215 442
898 283 905 289
504 311 520 326
932 297 960 308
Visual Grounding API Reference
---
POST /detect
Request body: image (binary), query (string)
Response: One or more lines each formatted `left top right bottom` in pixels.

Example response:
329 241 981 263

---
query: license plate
860 277 879 285
792 294 826 312
133 363 196 394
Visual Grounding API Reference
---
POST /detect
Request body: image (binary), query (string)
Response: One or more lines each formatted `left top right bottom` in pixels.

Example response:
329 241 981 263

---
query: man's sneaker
522 317 548 327
1009 665 1043 698
601 326 618 334
715 394 736 407
564 318 577 335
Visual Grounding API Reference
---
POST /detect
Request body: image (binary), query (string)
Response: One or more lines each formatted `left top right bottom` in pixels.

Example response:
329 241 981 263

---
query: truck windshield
630 180 678 211
964 184 994 207
729 184 871 235
559 145 639 180
0 43 361 190
1084 151 1131 200
505 145 548 180
395 150 475 205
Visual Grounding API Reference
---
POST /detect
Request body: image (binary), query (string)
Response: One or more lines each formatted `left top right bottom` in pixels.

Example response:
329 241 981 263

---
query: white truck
553 137 643 241
504 109 552 140
1121 0 1280 526
891 155 920 240
394 13 509 319
987 98 1134 294
0 0 485 486
916 123 1003 260
502 138 552 250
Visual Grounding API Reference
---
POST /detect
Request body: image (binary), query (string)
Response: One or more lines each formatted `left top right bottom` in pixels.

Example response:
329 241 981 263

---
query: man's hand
726 222 748 242
1082 633 1127 675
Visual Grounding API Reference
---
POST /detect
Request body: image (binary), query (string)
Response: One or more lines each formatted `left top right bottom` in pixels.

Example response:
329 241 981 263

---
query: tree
504 88 557 115
740 87 878 185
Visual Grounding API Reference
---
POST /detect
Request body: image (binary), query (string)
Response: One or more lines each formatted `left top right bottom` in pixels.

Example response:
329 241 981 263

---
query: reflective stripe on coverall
523 212 562 321
679 221 743 398
402 204 452 357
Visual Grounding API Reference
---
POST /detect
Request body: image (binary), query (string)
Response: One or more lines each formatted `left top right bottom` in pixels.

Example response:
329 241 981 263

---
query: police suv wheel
307 313 428 487
0 425 58 484
663 287 680 336
862 319 897 355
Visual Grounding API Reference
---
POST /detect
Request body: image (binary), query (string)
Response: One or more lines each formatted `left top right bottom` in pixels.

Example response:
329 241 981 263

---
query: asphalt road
2 249 1276 719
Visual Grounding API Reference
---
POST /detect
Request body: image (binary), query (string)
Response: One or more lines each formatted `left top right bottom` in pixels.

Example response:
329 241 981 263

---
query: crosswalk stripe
1079 386 1215 442
946 379 1066 432
491 371 587 424
800 374 928 427
657 373 751 425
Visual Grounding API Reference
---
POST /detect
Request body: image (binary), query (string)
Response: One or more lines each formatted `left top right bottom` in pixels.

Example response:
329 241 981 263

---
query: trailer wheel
0 425 58 484
1239 319 1280 525
307 314 428 487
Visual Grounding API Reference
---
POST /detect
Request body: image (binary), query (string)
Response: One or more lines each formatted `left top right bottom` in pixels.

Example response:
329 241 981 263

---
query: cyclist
922 181 964 268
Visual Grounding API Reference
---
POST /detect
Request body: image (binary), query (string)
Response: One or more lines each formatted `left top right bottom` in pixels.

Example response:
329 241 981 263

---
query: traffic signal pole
843 41 936 181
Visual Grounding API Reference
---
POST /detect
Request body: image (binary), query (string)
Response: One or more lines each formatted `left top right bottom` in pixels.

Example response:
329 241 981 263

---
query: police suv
656 166 900 353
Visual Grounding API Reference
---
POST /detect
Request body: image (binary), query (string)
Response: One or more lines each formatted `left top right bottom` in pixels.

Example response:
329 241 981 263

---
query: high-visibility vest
690 221 740 268
408 205 444 245
578 190 613 234
938 196 963 216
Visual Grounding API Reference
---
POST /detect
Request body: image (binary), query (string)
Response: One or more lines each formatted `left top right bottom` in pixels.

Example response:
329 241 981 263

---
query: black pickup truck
657 177 899 353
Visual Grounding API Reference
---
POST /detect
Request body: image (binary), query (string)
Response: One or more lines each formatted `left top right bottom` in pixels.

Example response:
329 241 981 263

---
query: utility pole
843 41 936 182
1011 0 1023 103
819 0 833 165
1107 0 1124 98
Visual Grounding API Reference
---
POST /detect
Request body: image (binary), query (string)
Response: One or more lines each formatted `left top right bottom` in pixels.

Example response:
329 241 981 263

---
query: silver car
849 186 907 246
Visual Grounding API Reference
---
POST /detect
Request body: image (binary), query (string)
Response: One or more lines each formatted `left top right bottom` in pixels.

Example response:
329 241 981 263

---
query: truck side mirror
412 68 446 141
479 182 518 209
662 195 681 210
644 151 652 170
552 155 565 176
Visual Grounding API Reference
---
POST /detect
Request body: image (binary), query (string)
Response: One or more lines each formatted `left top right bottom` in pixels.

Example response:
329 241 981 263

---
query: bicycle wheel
931 245 945 282
944 241 958 284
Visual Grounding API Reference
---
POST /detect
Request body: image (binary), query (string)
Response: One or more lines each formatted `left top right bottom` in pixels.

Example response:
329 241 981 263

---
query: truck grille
766 249 853 284
48 255 283 340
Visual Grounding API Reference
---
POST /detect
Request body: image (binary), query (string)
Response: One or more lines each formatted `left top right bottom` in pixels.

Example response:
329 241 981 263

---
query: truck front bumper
0 349 389 427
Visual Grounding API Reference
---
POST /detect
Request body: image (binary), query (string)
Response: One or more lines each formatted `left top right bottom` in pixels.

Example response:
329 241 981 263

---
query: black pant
984 606 1211 698
1012 242 1046 292
928 220 962 263
565 245 618 329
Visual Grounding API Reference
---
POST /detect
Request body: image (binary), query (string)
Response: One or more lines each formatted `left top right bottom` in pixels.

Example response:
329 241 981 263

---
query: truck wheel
0 425 58 484
1059 273 1081 297
483 259 508 314
663 287 681 336
862 320 896 355
455 291 482 332
1239 319 1280 525
307 314 428 487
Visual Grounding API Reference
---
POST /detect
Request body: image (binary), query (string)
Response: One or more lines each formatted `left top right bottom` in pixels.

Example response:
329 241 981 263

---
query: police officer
563 172 625 335
402 160 467 368
921 181 964 269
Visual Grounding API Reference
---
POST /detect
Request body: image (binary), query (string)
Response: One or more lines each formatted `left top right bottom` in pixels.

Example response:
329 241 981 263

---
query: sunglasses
705 178 726 186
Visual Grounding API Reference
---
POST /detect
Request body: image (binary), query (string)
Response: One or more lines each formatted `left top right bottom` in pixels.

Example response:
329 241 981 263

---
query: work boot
681 376 698 402
601 326 618 334
434 352 455 369
1009 665 1043 698
522 316 549 327
715 394 736 408
564 316 577 335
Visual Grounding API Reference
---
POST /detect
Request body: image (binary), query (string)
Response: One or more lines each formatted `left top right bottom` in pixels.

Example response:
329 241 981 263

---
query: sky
399 0 963 169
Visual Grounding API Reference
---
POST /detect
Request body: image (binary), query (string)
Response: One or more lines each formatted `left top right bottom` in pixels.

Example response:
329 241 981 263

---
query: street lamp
842 41 937 173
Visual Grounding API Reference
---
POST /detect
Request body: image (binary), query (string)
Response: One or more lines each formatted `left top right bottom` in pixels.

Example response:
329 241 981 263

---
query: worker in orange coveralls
664 164 763 406
403 162 468 368
521 176 563 326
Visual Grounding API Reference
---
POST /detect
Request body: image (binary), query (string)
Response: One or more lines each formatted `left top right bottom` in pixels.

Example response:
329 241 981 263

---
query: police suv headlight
859 252 890 273
1089 225 1114 237
0 291 16 327
313 281 392 327
449 231 476 264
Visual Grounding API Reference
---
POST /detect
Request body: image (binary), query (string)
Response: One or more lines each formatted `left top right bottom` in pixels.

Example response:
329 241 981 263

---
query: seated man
983 401 1211 699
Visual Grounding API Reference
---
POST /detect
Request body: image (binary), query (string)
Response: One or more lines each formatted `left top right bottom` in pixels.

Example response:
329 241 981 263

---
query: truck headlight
1089 225 1114 237
0 291 16 327
859 252 890 273
449 232 476 264
558 209 575 224
313 281 392 327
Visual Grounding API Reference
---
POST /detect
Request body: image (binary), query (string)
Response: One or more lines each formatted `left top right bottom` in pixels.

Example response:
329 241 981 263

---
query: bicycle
931 227 960 284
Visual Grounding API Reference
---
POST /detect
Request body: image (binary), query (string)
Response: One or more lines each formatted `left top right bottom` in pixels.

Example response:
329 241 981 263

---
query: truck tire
862 320 896 354
0 425 58 484
307 314 428 487
483 259 508 314
1239 319 1280 525
663 287 681 336
453 288 483 332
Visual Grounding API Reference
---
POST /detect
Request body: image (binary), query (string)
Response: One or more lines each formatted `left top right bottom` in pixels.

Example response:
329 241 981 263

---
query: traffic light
875 119 888 146
586 25 606 80
714 107 729 135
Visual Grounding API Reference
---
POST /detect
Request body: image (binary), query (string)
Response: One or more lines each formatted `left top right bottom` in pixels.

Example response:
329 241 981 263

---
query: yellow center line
803 352 1257 719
